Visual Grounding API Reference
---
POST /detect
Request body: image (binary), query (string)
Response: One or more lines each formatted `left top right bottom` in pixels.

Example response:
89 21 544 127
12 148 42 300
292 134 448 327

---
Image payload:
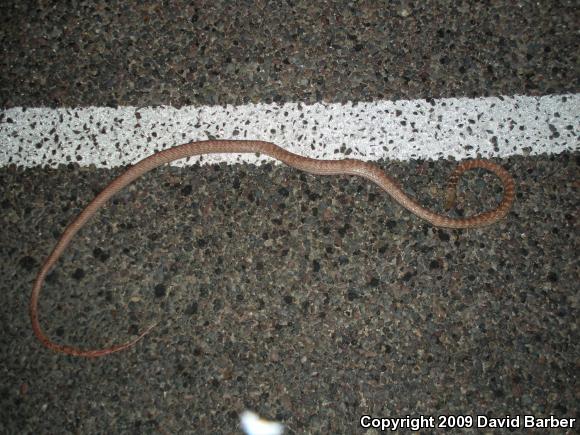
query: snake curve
30 140 516 357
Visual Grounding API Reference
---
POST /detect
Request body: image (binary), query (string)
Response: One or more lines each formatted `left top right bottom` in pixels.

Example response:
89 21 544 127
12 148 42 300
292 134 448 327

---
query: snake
29 140 516 357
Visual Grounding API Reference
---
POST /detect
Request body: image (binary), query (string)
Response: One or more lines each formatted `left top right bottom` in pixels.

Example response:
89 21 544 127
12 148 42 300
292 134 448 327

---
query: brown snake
30 140 515 357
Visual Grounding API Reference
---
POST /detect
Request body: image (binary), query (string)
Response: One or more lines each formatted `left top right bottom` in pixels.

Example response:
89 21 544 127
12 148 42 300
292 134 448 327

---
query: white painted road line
1 94 578 168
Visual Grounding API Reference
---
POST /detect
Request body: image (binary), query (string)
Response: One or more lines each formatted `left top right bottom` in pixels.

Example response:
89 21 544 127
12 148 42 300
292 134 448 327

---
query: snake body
30 140 515 357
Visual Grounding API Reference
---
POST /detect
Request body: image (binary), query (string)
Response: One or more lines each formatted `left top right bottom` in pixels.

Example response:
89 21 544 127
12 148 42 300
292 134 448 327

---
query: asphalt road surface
1 2 578 434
